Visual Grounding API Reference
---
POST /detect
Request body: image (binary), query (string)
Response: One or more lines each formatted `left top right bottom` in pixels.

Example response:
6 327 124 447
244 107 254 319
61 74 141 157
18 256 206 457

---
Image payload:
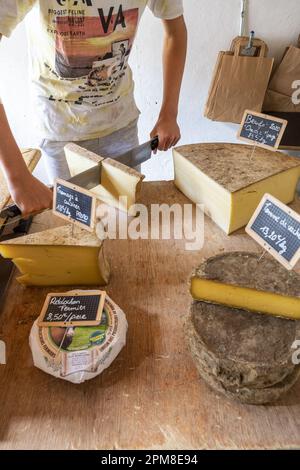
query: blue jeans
40 119 139 184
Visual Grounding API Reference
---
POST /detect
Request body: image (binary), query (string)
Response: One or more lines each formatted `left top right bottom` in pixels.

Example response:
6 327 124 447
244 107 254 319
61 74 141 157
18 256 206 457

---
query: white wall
1 0 300 183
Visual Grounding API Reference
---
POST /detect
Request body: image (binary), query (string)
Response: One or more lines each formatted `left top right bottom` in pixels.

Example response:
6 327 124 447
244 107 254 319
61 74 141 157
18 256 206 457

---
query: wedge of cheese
173 143 300 234
0 224 110 286
190 252 300 320
65 143 144 212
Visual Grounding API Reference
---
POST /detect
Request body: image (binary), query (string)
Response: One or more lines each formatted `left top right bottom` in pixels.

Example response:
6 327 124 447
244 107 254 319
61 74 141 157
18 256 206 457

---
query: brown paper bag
204 37 274 123
269 46 300 97
263 89 300 113
263 42 300 148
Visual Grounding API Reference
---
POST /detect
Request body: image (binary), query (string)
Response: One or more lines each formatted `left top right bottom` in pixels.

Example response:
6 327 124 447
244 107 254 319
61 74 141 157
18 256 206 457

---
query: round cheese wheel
188 252 300 404
29 292 127 384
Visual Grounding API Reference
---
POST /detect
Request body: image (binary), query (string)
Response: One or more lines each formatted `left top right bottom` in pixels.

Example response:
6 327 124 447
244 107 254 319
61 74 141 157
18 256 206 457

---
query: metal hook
246 31 255 50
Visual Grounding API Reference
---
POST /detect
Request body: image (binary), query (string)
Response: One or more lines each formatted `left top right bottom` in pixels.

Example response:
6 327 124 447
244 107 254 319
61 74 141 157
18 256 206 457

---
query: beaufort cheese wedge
190 252 300 321
65 143 144 212
0 225 110 286
173 143 300 234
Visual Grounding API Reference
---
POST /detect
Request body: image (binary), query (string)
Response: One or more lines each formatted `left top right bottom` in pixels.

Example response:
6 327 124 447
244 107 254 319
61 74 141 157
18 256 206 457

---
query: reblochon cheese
29 292 127 384
0 225 110 286
173 143 300 234
65 143 144 212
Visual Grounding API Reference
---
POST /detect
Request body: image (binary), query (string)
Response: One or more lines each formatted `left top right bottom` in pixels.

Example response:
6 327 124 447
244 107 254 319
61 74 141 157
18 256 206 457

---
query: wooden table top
0 181 300 450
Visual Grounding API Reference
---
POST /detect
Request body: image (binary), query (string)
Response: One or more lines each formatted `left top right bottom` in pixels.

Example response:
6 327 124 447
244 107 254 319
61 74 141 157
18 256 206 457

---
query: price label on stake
38 291 106 327
53 178 96 232
237 110 288 151
246 194 300 270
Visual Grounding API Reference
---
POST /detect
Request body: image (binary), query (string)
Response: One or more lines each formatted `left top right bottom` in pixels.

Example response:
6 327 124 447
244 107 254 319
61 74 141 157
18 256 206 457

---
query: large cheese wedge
0 224 110 286
190 252 300 320
173 143 300 234
65 143 144 212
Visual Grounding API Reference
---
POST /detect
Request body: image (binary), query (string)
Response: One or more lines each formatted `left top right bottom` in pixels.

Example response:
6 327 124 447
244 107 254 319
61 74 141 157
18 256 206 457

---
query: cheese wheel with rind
29 292 127 384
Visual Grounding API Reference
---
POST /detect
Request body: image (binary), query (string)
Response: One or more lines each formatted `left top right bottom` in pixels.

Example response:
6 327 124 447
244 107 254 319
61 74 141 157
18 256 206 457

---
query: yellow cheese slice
173 143 300 234
64 143 144 212
190 252 300 321
0 225 110 286
191 278 300 320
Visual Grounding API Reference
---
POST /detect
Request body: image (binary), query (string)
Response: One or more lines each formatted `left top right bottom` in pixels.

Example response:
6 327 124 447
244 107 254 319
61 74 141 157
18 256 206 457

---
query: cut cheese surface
94 158 144 211
190 252 300 320
0 225 110 287
173 143 300 234
65 143 144 212
65 143 104 176
191 278 300 320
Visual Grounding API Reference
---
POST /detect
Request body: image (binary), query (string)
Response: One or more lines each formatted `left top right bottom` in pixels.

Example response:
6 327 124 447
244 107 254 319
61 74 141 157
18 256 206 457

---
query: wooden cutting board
0 177 300 450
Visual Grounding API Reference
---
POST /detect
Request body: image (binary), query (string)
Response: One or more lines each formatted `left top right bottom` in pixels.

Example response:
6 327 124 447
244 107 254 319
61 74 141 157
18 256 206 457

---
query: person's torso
25 1 149 140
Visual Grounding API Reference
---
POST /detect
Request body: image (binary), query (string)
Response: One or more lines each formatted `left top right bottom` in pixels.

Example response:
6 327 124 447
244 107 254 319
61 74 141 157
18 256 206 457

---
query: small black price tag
237 110 287 150
38 291 106 327
246 194 300 270
53 179 96 232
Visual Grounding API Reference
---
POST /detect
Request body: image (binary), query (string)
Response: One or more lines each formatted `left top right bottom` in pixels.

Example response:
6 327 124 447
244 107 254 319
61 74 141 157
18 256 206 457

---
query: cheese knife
0 137 159 226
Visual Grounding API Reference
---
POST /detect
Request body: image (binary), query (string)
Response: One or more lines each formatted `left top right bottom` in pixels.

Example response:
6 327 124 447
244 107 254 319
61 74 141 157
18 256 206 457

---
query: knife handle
0 204 22 219
151 136 159 151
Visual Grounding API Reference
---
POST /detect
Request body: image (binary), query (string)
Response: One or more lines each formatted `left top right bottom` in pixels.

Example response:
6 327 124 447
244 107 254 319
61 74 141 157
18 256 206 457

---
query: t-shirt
0 1 183 141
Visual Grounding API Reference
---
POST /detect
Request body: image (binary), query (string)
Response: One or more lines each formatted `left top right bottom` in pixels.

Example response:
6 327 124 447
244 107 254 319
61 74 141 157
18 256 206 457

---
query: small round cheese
29 292 127 384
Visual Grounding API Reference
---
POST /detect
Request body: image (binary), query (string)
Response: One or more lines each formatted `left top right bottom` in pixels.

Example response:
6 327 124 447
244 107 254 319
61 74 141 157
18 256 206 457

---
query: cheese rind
65 143 144 212
190 252 300 320
173 143 300 234
188 306 300 404
0 225 110 286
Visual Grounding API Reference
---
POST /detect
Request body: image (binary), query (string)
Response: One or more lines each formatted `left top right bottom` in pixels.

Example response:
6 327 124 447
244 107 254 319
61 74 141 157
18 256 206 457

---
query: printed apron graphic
54 6 138 96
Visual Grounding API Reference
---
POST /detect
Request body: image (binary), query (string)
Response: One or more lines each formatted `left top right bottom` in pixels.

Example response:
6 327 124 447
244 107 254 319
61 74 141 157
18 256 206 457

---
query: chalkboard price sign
38 291 106 327
237 110 288 150
246 194 300 270
53 179 96 232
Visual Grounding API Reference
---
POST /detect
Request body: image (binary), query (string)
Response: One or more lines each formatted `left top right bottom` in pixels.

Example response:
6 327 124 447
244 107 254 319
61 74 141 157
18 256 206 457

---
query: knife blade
0 137 159 227
113 136 159 168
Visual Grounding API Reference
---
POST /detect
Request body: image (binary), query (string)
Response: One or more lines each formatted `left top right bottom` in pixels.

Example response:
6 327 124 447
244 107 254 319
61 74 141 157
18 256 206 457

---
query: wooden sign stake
55 328 69 359
249 143 257 162
257 250 266 263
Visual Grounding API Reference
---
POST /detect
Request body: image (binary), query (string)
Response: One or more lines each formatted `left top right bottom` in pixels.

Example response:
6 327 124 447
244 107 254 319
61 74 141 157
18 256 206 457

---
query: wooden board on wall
0 181 300 450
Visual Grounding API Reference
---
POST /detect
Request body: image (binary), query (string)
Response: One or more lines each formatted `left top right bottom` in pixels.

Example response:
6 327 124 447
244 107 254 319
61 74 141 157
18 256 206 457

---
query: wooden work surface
0 181 300 450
